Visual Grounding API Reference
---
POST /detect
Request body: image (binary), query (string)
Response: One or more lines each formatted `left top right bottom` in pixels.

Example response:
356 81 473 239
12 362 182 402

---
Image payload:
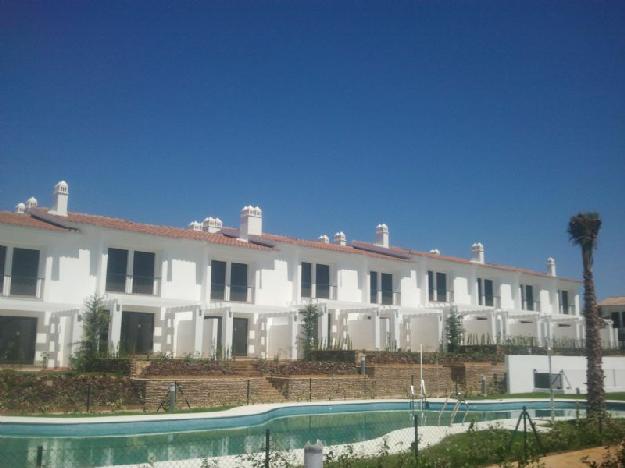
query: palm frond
567 212 602 248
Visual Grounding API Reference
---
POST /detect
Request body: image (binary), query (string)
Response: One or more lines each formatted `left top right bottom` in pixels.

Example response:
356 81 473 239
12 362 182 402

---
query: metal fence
1 406 467 468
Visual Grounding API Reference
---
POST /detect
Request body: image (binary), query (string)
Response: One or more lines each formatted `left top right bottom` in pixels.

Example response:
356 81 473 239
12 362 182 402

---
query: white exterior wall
0 211 587 367
507 355 625 394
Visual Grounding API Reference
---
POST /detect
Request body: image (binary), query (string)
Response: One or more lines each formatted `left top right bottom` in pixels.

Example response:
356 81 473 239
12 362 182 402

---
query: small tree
299 303 320 360
73 295 110 371
446 307 464 353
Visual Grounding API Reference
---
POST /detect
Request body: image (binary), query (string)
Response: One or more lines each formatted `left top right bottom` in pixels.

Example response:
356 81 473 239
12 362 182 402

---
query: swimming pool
1 400 623 467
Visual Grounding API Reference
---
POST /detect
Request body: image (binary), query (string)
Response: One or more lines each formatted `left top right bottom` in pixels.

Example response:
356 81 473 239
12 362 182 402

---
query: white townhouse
0 181 617 368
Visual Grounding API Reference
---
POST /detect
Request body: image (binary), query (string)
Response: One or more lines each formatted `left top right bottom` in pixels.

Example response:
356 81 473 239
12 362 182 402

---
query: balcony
105 273 161 296
480 295 501 308
300 284 336 301
2 275 44 299
559 304 577 315
430 290 454 303
522 300 541 313
211 283 255 303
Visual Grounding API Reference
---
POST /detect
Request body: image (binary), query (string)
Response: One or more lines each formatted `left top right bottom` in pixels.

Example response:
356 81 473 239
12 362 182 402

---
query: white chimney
318 234 329 244
49 180 69 216
334 231 346 246
471 242 485 263
25 196 38 211
240 205 262 240
188 220 202 231
547 257 557 277
202 217 223 234
429 249 441 255
15 202 26 214
375 224 389 248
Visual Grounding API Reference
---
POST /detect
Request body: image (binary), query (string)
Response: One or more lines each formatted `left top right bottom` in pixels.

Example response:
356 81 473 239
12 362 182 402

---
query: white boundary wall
506 354 625 394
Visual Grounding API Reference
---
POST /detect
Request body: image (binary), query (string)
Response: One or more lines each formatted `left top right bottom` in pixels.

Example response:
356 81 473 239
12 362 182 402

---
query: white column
125 250 134 294
289 311 298 359
223 308 233 358
392 310 401 350
109 302 123 354
311 263 317 299
319 308 329 348
225 262 231 301
535 318 542 347
374 310 381 350
3 247 13 295
490 309 497 343
193 306 204 356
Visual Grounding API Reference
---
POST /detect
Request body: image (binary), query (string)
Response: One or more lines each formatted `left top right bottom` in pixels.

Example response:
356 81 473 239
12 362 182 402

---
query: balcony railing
300 284 336 301
211 283 255 303
559 304 576 315
430 290 454 303
2 275 44 299
105 274 160 296
522 300 541 312
480 295 501 308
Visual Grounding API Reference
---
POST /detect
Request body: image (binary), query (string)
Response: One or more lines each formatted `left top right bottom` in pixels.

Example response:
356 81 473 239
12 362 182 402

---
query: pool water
0 401 619 467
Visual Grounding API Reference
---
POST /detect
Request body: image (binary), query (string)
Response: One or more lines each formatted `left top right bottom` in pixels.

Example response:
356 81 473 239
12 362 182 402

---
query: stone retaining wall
143 377 284 410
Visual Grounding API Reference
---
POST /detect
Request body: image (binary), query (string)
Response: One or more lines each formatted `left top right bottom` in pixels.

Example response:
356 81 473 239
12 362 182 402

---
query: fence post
86 382 92 413
309 378 312 402
36 446 43 467
247 379 251 405
265 429 270 468
414 413 419 462
523 407 528 463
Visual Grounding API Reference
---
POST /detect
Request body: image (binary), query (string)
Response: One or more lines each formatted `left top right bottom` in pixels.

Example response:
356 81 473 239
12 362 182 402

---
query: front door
232 317 248 357
120 311 154 355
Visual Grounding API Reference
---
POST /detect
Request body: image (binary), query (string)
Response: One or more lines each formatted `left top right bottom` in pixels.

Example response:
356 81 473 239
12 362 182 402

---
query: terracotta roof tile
599 296 625 307
43 210 272 251
0 211 69 232
261 234 407 261
0 209 580 282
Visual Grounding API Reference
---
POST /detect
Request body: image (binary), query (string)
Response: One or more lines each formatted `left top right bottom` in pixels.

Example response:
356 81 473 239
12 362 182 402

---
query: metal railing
430 290 454 303
105 274 160 296
2 275 44 299
210 283 255 303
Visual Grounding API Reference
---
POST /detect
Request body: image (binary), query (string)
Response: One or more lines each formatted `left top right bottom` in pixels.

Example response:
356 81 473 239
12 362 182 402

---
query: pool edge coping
0 398 612 425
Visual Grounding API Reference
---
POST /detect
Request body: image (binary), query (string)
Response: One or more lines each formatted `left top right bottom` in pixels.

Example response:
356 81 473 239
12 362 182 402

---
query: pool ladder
440 393 469 426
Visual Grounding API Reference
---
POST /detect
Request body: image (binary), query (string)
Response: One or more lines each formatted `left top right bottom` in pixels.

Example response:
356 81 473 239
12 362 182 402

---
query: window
477 278 494 306
436 272 447 302
381 273 393 305
0 316 37 363
370 271 378 303
132 251 155 295
559 290 569 314
210 260 226 300
316 264 330 299
611 312 620 329
230 263 248 302
106 249 128 292
301 262 312 298
11 248 40 296
428 271 448 302
521 284 534 311
0 245 6 294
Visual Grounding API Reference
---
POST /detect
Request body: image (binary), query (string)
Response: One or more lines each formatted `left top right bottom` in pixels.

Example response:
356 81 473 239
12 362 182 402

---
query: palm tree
568 212 603 417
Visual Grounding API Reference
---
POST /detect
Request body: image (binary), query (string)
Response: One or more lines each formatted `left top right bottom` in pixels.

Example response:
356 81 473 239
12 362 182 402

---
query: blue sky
1 1 624 297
